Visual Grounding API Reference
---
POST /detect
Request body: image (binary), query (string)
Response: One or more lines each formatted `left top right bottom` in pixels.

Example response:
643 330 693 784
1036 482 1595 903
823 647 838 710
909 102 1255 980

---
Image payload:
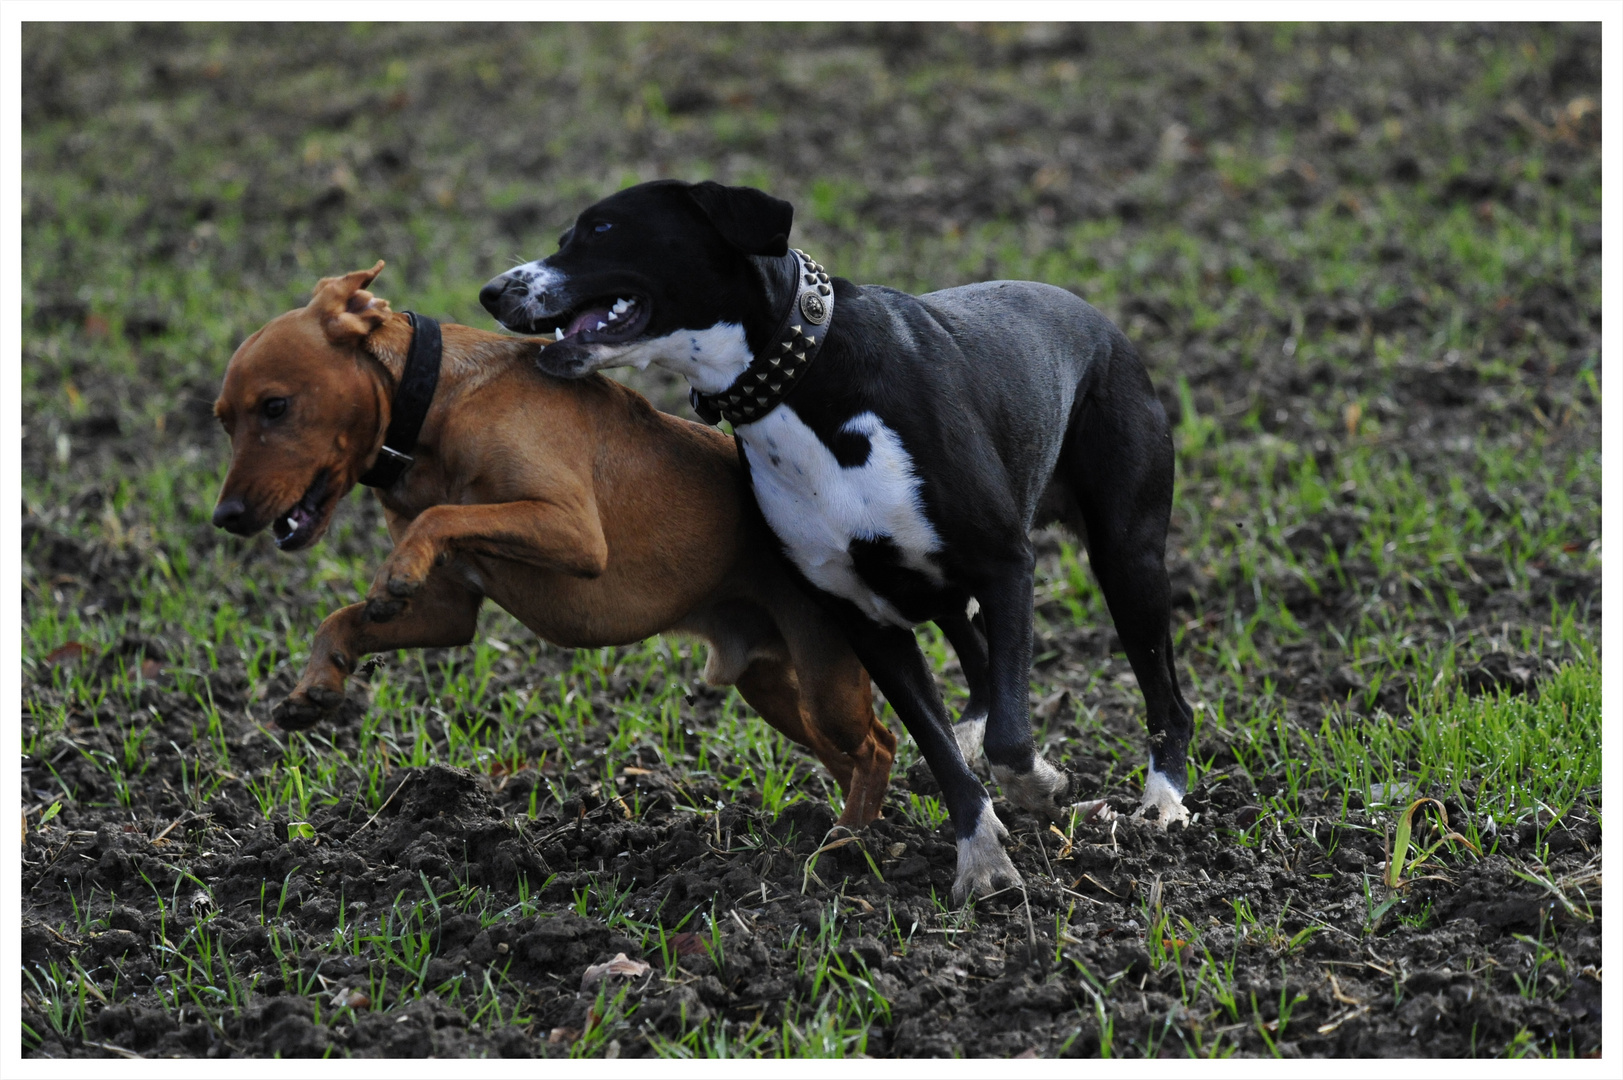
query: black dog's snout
212 496 252 534
479 275 525 317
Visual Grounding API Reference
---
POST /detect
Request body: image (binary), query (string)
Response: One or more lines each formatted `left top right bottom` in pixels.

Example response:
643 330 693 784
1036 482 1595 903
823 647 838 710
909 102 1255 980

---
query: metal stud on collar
690 249 833 428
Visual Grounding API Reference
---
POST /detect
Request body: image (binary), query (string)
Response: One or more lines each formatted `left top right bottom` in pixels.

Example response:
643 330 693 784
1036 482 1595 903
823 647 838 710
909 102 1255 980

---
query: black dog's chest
737 404 957 627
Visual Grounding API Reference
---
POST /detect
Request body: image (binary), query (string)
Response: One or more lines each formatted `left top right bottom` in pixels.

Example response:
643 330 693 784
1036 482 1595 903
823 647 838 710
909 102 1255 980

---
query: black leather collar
690 248 833 428
358 312 442 489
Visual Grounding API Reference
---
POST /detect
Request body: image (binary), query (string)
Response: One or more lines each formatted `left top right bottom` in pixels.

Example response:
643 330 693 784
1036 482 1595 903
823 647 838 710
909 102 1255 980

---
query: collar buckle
373 445 413 469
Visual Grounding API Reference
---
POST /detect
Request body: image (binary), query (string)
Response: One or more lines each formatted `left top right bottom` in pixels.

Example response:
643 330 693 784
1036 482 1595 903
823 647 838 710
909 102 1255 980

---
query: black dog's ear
686 181 793 257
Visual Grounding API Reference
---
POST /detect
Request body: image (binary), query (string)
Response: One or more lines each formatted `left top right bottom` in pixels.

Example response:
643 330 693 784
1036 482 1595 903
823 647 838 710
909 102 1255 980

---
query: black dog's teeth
556 297 637 339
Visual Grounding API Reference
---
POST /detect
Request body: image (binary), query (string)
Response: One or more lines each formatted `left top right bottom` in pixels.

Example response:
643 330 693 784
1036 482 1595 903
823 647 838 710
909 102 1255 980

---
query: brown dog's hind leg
276 571 484 730
730 610 896 829
746 594 895 829
733 655 890 828
794 648 895 829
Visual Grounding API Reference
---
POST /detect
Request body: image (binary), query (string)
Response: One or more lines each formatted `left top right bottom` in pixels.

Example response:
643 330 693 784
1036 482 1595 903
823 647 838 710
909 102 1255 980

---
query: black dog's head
481 179 793 380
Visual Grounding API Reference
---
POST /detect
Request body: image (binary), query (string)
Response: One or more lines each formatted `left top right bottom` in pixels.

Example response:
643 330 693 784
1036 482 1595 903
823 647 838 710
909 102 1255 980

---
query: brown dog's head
211 261 395 551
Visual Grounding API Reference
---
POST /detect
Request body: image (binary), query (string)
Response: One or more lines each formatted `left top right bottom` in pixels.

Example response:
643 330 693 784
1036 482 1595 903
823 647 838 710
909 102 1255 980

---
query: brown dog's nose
212 496 252 534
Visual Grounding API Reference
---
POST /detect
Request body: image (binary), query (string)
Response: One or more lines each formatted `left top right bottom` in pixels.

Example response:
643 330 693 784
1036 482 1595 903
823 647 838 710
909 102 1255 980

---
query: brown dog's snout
212 495 253 535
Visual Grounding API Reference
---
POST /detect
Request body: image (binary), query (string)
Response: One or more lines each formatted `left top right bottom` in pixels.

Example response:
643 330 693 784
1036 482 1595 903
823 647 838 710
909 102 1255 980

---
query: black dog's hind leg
835 610 1020 903
1066 347 1196 827
977 551 1074 819
937 603 992 764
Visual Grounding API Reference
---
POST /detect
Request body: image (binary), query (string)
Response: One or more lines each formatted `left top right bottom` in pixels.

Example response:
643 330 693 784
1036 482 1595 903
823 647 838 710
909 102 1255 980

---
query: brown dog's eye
262 397 288 420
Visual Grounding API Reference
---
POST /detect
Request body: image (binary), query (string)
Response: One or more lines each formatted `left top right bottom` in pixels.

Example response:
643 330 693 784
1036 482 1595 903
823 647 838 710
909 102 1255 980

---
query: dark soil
20 23 1601 1058
19 680 1605 1059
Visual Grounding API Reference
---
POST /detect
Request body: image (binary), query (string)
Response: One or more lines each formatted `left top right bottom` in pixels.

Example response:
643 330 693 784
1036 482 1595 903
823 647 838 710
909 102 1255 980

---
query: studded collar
690 248 833 428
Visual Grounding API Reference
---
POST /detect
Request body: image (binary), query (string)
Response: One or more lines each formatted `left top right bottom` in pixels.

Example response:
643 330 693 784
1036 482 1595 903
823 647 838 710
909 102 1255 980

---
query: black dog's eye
262 397 288 420
594 222 612 234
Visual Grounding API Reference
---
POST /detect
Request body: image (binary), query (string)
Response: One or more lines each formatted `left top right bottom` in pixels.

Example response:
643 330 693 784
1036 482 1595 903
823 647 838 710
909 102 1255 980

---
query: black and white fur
481 180 1196 902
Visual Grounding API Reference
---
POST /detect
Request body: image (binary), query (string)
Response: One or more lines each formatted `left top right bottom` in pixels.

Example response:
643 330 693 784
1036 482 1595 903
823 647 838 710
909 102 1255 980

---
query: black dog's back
800 278 1131 551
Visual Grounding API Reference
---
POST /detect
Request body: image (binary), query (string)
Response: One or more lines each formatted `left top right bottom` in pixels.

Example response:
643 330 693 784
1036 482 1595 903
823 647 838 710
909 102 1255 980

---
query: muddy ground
20 23 1602 1058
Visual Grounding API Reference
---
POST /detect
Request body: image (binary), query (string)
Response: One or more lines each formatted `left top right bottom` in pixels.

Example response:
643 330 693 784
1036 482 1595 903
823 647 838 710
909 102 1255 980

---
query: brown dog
211 262 894 826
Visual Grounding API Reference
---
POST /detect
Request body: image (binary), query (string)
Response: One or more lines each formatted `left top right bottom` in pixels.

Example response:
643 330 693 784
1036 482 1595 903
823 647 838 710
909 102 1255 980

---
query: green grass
21 22 1600 1059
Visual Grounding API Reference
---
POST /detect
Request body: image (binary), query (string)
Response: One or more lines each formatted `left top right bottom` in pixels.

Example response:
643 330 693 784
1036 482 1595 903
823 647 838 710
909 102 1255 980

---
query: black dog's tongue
557 297 647 344
565 306 614 338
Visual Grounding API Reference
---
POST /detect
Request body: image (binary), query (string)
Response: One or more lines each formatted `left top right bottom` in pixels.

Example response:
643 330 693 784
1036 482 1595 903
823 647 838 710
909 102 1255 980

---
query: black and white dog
481 180 1196 902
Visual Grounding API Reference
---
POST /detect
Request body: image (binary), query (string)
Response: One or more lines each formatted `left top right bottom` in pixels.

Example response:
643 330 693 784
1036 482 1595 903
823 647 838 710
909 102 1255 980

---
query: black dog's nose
212 496 251 534
479 275 517 317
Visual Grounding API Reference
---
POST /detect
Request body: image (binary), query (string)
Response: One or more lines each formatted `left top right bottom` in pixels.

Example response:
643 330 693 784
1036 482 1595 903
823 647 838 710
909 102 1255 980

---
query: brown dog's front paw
364 562 425 621
372 543 432 597
365 597 406 623
273 686 344 730
385 574 422 598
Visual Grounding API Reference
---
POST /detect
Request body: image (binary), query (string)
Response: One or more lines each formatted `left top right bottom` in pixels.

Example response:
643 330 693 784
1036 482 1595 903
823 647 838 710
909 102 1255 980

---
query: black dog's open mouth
271 469 333 551
542 294 650 348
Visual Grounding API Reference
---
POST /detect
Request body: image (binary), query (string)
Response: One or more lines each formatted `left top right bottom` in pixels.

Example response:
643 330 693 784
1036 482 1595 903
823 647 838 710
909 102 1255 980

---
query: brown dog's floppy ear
310 260 393 345
686 182 793 257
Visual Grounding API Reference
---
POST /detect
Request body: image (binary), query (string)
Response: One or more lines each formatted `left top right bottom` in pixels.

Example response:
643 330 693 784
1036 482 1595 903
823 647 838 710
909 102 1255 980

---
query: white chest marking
739 406 942 627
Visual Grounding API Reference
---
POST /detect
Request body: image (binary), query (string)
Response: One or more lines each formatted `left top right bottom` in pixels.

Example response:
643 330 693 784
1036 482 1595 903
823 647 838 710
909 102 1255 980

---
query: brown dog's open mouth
272 469 333 551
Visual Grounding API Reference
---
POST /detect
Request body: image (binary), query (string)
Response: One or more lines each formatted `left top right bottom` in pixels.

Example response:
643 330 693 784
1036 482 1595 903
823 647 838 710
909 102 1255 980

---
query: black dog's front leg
977 551 1074 819
936 604 991 763
836 611 1020 904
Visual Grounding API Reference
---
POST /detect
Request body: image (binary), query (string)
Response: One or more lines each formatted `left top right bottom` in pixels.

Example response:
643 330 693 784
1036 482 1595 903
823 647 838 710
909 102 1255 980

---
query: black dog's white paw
1132 769 1191 829
992 757 1073 821
951 807 1020 904
952 717 985 763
